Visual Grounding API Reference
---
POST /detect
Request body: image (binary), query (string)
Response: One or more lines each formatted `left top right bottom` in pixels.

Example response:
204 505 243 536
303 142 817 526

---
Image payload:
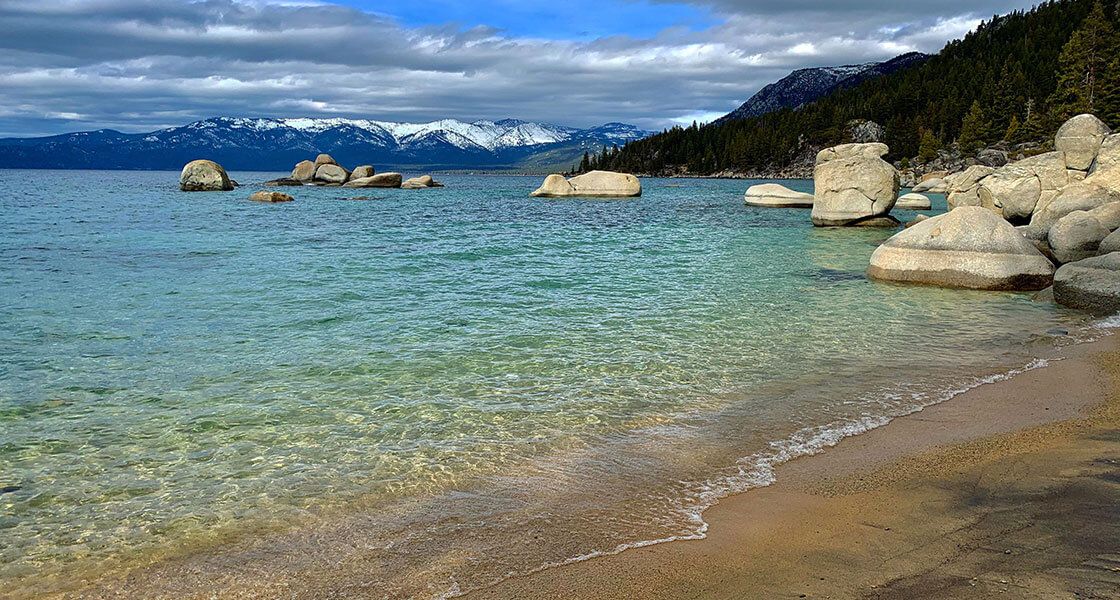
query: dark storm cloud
0 0 1034 136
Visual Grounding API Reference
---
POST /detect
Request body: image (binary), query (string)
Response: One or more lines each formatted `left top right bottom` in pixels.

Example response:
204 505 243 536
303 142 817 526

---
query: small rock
248 191 294 203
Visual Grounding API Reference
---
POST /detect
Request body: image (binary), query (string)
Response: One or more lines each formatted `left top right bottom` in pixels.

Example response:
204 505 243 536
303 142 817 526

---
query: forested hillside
583 0 1120 176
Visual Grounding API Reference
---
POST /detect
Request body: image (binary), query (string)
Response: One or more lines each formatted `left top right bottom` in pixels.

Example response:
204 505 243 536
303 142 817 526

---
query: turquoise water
0 170 1099 598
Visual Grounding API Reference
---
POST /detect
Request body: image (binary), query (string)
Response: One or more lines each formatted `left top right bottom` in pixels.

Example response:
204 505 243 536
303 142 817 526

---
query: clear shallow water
0 170 1101 598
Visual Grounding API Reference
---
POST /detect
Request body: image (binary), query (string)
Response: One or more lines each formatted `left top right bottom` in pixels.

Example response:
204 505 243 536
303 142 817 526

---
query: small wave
438 356 1055 600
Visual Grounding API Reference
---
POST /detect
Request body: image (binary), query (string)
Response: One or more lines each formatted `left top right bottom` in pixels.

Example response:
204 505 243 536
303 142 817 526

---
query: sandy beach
465 332 1120 600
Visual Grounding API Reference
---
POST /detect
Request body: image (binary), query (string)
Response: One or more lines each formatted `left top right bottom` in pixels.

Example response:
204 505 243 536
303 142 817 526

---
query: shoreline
463 329 1120 600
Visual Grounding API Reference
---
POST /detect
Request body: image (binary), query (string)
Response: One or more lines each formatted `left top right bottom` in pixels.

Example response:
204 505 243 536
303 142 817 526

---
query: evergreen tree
1099 57 1120 126
1049 1 1117 119
1004 115 1022 141
578 151 590 173
917 128 940 163
958 101 990 152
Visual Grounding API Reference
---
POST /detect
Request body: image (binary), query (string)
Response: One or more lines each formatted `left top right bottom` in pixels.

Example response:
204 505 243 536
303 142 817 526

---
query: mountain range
715 52 931 123
0 117 652 172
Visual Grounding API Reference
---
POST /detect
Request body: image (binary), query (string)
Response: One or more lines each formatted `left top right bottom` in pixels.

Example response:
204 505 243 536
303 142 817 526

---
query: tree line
579 0 1120 176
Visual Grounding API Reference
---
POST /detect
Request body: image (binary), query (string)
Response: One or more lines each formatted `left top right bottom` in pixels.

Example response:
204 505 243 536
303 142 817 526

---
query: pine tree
578 151 590 173
1004 115 1022 141
1099 57 1120 126
917 128 940 163
1049 1 1117 119
958 101 990 153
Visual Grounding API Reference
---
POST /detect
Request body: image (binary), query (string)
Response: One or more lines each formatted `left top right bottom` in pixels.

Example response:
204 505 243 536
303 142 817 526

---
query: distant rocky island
0 117 652 172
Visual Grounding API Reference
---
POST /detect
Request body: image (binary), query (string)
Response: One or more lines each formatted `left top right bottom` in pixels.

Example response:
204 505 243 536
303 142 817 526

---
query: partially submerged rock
866 206 1054 290
530 170 641 198
895 193 931 210
262 178 304 186
1053 252 1120 314
180 159 234 191
344 173 403 188
743 183 813 208
1055 114 1110 171
401 175 444 189
248 191 294 203
811 143 900 226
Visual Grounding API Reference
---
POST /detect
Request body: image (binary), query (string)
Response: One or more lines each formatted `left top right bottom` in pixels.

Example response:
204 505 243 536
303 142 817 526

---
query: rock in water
743 183 814 208
315 163 350 184
314 153 337 166
248 191 294 203
1055 114 1111 171
291 160 316 181
811 143 900 226
344 173 403 188
262 178 303 186
895 193 931 210
1053 252 1120 314
351 165 375 179
179 159 234 191
529 170 641 198
402 175 444 189
866 206 1054 290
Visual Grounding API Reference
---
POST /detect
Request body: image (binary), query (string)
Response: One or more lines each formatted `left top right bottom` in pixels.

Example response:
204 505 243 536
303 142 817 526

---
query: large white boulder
811 143 900 226
179 159 234 191
314 163 350 184
976 152 1068 220
743 183 814 208
1048 210 1112 264
1028 180 1120 234
1053 252 1120 314
530 170 641 198
866 206 1054 290
946 166 996 211
1055 114 1111 171
1092 134 1120 174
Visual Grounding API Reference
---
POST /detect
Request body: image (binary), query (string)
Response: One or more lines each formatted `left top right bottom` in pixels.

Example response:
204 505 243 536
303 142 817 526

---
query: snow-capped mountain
716 52 930 123
0 117 653 171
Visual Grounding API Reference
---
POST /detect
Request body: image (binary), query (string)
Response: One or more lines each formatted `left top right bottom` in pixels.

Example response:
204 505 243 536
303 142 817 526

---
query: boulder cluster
262 154 443 189
866 114 1120 313
742 143 931 221
179 155 446 203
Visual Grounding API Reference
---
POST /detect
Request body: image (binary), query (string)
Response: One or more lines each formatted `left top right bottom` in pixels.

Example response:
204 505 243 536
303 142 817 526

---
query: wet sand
465 333 1120 600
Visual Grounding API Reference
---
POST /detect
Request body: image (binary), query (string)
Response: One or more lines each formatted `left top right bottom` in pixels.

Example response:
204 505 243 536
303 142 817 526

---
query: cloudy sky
0 0 1038 137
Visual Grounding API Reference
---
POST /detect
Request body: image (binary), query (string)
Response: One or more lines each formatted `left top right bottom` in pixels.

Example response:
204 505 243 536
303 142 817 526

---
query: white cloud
0 0 1034 137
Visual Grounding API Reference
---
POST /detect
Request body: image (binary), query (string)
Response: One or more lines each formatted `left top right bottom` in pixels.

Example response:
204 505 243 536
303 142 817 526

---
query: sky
0 0 1040 137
